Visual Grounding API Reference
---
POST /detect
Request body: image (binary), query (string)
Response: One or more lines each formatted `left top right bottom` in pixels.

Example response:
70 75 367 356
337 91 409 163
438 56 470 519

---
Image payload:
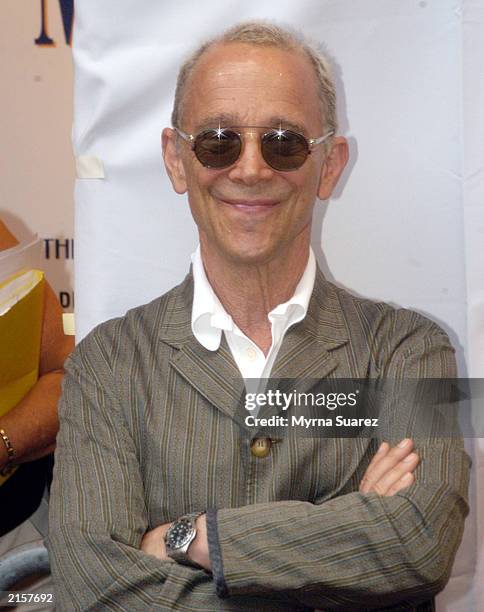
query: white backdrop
73 0 483 609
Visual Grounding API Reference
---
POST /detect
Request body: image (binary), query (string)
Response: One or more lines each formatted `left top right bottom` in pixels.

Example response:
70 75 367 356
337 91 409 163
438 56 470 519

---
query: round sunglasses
174 126 334 172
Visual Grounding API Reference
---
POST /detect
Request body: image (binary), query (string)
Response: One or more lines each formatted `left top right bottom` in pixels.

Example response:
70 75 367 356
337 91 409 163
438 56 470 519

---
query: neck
200 235 310 354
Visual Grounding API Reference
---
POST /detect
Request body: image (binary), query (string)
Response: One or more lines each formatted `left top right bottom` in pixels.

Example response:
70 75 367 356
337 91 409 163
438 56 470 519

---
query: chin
218 240 280 266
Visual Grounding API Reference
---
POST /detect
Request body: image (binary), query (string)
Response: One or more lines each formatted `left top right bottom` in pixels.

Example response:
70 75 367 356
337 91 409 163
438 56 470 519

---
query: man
48 21 470 611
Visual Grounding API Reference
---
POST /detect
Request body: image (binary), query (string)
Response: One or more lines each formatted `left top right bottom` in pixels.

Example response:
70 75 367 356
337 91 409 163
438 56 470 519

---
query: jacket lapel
271 269 348 387
158 268 349 421
158 273 245 422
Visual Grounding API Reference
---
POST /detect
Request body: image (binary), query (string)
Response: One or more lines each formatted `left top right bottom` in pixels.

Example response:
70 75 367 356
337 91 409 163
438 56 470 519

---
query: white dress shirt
191 246 316 382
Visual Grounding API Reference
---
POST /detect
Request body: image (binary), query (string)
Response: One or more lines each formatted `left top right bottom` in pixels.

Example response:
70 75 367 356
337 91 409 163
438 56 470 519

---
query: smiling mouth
218 198 280 212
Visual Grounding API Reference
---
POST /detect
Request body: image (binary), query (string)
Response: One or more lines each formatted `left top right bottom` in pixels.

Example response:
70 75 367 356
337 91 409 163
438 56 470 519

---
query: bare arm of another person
0 220 74 470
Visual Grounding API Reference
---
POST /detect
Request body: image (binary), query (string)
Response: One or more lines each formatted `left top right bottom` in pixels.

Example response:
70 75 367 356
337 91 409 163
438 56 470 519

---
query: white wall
71 1 483 609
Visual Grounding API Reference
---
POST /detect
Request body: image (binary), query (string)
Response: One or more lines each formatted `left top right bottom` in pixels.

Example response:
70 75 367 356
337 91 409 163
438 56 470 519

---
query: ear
162 128 188 194
317 136 349 200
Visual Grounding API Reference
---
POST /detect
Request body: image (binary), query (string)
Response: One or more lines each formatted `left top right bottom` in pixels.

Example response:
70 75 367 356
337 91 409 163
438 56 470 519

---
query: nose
227 131 275 185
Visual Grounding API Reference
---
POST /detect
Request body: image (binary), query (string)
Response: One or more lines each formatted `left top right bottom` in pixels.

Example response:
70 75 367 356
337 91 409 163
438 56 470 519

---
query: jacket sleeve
209 316 471 609
47 327 304 612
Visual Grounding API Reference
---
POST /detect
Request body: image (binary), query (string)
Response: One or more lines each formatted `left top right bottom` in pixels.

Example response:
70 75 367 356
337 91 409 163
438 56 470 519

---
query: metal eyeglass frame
173 125 335 168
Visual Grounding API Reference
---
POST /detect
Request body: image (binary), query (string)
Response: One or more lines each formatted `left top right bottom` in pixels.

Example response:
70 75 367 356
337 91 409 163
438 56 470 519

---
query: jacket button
250 437 272 458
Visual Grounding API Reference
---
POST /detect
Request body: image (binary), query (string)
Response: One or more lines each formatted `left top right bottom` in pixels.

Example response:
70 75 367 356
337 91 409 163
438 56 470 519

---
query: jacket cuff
206 508 228 598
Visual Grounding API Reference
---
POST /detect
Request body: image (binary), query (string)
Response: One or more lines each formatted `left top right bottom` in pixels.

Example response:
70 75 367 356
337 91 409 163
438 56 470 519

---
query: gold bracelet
0 428 15 476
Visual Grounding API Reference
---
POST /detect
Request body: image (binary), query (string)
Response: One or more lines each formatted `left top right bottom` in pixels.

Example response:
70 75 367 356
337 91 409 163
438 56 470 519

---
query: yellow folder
0 269 45 485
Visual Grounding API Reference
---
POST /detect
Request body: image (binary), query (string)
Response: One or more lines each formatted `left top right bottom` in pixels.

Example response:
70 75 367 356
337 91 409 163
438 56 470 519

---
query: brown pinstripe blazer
47 269 470 611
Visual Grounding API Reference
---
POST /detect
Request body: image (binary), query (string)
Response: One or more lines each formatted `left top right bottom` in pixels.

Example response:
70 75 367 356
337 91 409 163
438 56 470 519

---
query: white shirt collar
191 246 316 351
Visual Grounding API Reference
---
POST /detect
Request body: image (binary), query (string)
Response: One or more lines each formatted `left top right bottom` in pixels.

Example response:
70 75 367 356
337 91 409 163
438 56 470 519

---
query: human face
163 42 347 266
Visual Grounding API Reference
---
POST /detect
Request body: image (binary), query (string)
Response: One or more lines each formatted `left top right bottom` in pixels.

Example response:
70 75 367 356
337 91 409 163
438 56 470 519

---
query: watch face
167 519 192 549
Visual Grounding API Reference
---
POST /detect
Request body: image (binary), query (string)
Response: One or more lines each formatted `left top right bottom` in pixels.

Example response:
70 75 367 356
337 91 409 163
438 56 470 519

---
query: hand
140 522 173 562
359 438 420 496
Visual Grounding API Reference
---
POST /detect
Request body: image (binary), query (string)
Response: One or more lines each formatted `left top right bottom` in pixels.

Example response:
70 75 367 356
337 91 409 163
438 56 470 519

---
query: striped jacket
47 269 470 611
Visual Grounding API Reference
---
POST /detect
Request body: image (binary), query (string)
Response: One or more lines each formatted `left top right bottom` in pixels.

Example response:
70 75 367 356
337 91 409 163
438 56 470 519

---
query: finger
368 452 419 496
360 439 414 492
386 471 415 496
365 441 390 471
360 442 416 494
360 451 418 495
365 439 413 475
359 443 390 491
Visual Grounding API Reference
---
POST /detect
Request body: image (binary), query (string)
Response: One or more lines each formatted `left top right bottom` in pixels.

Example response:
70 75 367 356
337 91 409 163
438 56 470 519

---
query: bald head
171 20 338 137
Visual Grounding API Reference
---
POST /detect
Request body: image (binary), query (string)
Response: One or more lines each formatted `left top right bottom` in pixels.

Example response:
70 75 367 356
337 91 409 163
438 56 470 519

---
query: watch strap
165 511 204 566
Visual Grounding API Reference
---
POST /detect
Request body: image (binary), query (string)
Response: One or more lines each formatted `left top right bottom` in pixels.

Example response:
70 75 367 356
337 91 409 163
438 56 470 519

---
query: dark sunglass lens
262 130 309 171
194 130 241 168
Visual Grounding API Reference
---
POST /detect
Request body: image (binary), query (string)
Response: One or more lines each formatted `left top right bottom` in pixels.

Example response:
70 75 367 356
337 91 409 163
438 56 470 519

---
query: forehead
182 42 322 132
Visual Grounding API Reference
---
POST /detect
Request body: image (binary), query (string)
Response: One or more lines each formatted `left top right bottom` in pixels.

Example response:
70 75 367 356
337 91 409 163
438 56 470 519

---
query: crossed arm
141 439 421 571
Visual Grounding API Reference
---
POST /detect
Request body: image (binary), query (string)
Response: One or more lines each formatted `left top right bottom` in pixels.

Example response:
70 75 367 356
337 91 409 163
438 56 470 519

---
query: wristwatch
164 511 204 566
